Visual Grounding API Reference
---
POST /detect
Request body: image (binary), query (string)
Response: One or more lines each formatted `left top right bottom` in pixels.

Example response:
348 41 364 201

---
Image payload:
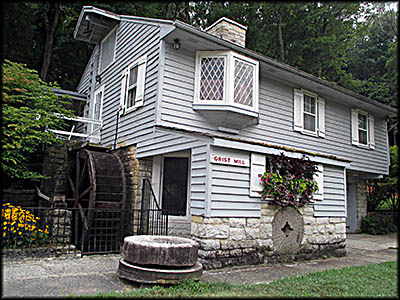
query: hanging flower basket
259 153 319 208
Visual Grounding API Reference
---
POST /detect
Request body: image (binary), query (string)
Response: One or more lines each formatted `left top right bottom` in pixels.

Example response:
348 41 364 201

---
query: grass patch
76 261 398 298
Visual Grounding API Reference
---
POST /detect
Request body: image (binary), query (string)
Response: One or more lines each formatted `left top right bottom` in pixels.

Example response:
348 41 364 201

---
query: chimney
205 17 247 47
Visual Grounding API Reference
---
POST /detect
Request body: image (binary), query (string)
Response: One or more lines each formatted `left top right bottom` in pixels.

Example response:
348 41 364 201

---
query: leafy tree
367 145 398 211
1 60 74 188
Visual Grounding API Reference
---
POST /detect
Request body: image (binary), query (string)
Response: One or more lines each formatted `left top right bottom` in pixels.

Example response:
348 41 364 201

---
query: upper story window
120 55 147 115
351 109 375 149
93 85 104 132
293 89 325 138
194 50 259 113
99 25 117 73
199 56 225 101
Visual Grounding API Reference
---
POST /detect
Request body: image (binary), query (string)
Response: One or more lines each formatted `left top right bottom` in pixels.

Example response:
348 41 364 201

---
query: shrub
360 214 397 235
1 203 50 248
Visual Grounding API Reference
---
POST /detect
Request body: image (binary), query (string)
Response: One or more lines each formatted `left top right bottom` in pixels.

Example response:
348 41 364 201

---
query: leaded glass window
234 60 254 107
199 57 225 101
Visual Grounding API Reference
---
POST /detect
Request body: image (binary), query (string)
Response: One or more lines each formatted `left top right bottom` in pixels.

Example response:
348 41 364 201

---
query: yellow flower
2 232 5 237
18 231 22 235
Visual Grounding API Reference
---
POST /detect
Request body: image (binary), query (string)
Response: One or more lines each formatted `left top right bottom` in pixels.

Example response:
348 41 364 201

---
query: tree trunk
40 2 60 81
274 6 285 63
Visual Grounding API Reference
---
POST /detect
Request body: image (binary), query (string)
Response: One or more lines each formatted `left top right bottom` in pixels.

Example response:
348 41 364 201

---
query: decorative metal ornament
272 207 304 254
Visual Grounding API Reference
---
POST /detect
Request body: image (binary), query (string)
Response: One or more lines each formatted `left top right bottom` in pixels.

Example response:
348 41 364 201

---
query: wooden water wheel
66 149 127 253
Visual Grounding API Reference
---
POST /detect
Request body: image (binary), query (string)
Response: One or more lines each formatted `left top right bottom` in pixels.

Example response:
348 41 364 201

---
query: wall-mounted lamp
95 75 101 84
173 39 181 50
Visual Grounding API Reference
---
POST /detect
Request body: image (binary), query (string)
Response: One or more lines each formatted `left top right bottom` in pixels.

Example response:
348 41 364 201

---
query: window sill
352 143 374 150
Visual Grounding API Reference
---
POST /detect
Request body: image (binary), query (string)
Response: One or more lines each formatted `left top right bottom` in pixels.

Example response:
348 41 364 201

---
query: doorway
161 157 189 216
346 182 357 233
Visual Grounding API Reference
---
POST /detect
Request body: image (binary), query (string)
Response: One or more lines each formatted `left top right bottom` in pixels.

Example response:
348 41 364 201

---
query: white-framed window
99 25 118 74
249 153 324 201
194 50 259 113
293 89 325 137
351 109 375 149
93 85 104 130
120 55 147 114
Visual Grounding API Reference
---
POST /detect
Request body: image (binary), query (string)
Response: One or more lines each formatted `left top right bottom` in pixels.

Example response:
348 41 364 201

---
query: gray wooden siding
77 20 162 148
314 165 346 217
190 143 210 216
209 147 261 218
160 43 389 175
136 129 208 158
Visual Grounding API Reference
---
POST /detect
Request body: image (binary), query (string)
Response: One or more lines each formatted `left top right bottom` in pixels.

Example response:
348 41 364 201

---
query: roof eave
173 21 397 117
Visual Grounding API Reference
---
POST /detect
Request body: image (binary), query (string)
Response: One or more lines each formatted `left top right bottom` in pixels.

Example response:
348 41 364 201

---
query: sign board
211 154 250 167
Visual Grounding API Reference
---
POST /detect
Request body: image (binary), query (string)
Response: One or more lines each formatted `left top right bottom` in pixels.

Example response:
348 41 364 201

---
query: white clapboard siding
190 143 210 216
313 165 345 217
159 42 389 175
209 147 261 218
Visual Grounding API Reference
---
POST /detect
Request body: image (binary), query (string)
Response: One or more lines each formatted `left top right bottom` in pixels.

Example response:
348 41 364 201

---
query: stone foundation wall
356 181 367 229
191 204 346 270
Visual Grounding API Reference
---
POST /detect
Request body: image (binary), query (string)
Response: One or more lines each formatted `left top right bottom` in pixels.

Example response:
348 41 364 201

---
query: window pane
94 92 102 120
234 60 254 106
359 129 368 145
100 29 116 72
358 114 367 130
127 87 136 108
304 114 316 132
304 95 316 114
129 66 138 86
200 57 225 101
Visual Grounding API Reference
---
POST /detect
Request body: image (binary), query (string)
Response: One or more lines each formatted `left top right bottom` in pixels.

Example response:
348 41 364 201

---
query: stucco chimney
205 17 247 47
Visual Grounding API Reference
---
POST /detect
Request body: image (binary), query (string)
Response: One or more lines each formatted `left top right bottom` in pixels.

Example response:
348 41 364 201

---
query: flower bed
2 203 50 249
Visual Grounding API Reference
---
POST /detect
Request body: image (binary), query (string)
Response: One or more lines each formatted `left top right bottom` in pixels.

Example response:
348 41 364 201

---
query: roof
74 6 397 117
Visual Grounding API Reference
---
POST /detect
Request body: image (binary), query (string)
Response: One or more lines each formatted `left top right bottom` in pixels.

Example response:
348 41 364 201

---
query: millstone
118 258 203 284
122 235 198 267
272 207 304 254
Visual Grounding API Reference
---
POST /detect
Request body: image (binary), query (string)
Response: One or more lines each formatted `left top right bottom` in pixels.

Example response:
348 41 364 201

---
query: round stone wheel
118 258 203 284
272 207 304 254
122 235 198 267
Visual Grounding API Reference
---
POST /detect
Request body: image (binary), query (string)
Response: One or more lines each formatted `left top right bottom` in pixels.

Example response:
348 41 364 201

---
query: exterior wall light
173 39 181 50
95 75 101 84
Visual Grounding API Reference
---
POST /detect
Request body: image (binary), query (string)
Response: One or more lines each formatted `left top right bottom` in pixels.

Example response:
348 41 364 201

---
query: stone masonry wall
355 181 368 229
114 145 152 211
191 203 346 270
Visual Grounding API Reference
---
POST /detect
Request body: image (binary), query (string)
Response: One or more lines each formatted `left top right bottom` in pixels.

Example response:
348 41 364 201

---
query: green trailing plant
259 153 319 208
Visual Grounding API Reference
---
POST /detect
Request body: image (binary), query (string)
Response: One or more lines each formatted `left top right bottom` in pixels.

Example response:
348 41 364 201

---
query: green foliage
259 153 319 208
360 214 397 235
367 145 398 211
1 60 73 188
2 203 50 249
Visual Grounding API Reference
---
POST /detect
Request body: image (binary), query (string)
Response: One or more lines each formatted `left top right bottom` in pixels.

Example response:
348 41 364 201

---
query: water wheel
66 149 127 253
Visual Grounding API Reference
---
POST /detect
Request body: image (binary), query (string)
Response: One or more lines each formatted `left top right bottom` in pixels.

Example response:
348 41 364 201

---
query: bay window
194 51 259 130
